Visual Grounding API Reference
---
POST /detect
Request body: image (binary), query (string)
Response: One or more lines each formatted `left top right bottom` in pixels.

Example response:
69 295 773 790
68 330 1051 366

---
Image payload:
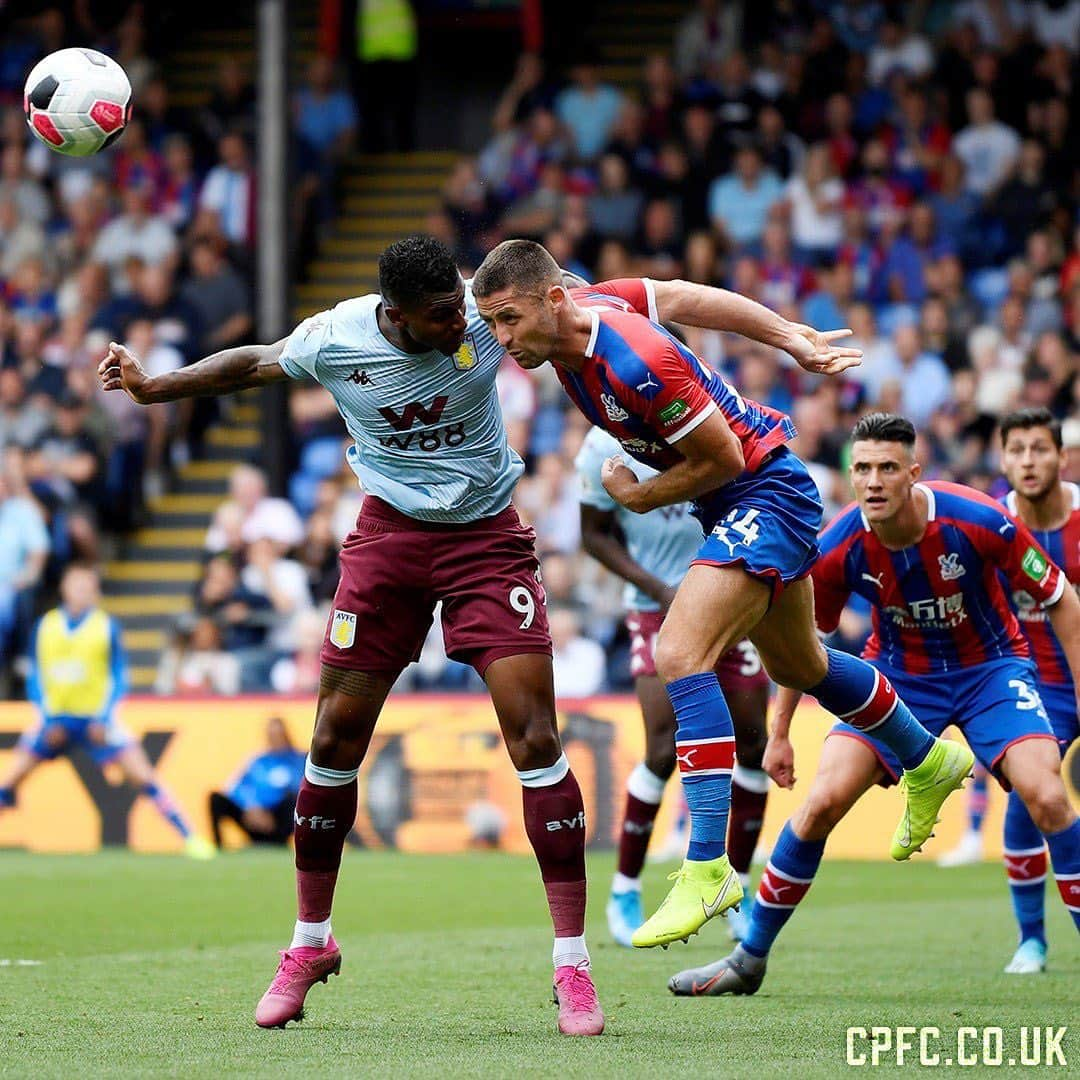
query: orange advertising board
0 696 1075 856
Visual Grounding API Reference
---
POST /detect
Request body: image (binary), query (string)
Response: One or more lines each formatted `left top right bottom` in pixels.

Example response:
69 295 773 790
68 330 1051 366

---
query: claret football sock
728 763 769 877
810 648 934 769
520 753 590 966
616 762 667 882
293 759 359 940
667 673 734 862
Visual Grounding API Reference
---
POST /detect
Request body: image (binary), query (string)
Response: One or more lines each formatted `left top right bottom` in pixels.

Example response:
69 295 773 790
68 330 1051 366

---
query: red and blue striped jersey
813 481 1066 674
1003 483 1080 687
561 279 797 475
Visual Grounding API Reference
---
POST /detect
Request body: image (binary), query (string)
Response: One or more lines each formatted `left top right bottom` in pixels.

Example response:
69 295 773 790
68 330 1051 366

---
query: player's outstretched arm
650 279 862 377
600 411 744 513
98 338 291 405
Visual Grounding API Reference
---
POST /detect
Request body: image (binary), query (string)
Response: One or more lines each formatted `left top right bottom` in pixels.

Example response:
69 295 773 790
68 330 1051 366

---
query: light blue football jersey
574 427 703 611
278 283 522 523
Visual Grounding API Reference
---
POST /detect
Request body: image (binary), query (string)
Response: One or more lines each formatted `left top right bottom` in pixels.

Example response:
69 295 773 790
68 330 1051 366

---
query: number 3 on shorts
509 585 536 629
1009 678 1048 719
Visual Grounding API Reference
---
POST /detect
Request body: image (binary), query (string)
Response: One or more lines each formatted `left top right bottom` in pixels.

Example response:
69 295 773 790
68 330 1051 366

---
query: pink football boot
255 937 342 1028
552 962 605 1036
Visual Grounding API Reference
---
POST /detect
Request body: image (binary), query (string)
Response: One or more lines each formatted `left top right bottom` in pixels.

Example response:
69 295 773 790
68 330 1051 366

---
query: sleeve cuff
666 400 718 443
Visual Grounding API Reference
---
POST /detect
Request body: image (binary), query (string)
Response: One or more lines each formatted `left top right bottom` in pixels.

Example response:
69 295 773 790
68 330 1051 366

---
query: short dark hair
378 235 460 309
472 239 561 299
851 412 916 447
999 406 1062 449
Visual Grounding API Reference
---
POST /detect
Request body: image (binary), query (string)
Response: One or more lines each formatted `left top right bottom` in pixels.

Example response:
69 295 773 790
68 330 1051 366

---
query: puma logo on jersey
636 373 660 394
862 572 885 588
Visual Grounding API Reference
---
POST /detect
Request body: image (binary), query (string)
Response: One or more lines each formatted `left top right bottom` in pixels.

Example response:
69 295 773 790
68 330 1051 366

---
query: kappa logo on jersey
330 609 357 649
379 396 450 431
347 368 373 385
452 333 479 371
601 393 629 423
937 553 966 581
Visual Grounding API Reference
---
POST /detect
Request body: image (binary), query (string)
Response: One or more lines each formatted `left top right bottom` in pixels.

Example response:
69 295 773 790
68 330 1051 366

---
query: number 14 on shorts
711 507 761 556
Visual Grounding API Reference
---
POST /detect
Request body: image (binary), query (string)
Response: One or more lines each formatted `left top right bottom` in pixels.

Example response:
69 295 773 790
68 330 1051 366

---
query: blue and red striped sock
742 821 825 958
667 673 734 862
810 649 934 770
1003 789 1047 944
1045 817 1080 934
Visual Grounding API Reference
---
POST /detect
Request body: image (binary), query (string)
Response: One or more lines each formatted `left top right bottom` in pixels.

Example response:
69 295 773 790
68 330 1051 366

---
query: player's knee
507 718 561 772
309 718 365 772
793 783 849 840
1016 780 1073 835
42 726 68 751
654 633 708 683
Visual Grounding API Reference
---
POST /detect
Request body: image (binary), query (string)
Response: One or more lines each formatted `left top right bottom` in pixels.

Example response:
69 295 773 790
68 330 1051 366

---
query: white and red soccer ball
24 48 132 157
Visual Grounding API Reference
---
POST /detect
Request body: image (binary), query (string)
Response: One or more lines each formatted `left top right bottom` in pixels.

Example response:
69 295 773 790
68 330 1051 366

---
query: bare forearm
624 457 739 512
145 340 288 403
582 531 669 604
772 687 802 737
653 280 795 350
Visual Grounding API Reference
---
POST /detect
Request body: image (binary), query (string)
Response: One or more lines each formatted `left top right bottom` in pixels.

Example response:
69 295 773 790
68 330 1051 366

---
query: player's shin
810 649 934 769
1045 817 1080 933
142 781 192 839
741 821 824 958
668 673 735 860
1004 790 1048 945
292 759 359 949
519 753 590 968
615 763 667 887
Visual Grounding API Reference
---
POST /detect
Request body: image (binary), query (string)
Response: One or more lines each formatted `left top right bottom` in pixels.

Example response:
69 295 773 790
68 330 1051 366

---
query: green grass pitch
0 851 1074 1077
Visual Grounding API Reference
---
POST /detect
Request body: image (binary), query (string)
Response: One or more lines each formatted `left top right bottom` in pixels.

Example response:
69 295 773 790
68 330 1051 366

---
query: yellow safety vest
358 0 417 62
35 608 114 718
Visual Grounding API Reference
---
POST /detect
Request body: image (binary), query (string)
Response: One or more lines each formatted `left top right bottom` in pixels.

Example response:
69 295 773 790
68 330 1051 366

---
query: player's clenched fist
600 455 640 509
98 341 154 404
763 733 797 790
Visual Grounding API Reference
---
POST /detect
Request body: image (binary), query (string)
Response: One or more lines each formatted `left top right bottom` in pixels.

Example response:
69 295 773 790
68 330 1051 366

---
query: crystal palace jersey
1004 482 1080 687
813 481 1066 675
575 426 702 612
278 284 521 523
563 280 797 477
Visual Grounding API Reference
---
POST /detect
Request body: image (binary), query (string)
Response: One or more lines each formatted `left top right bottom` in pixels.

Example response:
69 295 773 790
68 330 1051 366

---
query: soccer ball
24 48 132 157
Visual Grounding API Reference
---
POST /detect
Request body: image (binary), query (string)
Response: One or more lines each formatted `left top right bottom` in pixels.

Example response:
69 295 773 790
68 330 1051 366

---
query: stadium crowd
1 1 1078 698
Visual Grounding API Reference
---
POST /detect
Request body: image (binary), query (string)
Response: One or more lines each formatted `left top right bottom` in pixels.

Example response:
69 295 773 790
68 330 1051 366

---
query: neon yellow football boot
184 835 217 860
891 738 975 861
631 855 743 948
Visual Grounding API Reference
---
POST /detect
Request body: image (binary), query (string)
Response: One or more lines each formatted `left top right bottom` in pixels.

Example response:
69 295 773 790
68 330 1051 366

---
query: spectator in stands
159 617 242 696
196 132 255 253
673 0 742 80
208 717 305 847
0 447 49 661
991 140 1058 258
91 183 178 294
206 464 305 553
294 55 358 172
867 18 933 85
550 607 606 698
952 87 1021 199
785 143 845 264
270 609 326 694
866 322 953 427
297 508 339 605
708 143 784 252
0 197 46 280
191 553 272 653
0 368 50 450
555 60 624 164
240 537 313 655
159 135 199 231
180 239 252 355
588 155 644 243
197 59 256 154
130 264 202 364
0 143 50 225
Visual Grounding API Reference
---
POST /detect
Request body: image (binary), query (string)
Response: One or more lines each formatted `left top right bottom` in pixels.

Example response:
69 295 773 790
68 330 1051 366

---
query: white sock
291 918 331 949
612 871 641 893
553 934 590 970
627 762 667 804
738 872 751 891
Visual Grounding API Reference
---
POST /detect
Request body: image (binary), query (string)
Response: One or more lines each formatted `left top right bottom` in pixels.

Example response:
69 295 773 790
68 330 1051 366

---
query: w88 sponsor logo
376 396 467 452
